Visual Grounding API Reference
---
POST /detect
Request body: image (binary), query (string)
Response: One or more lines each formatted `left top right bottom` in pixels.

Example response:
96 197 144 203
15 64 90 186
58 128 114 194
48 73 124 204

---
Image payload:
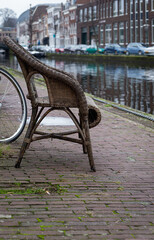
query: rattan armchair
4 36 101 171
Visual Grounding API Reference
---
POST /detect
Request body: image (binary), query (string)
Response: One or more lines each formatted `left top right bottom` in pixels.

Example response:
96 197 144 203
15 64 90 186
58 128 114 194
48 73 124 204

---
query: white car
20 44 29 50
144 46 154 56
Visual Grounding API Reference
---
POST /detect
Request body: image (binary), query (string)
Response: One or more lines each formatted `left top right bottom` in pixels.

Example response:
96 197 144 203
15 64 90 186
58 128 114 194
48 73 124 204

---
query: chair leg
82 139 87 154
79 116 87 154
84 120 96 172
15 140 29 168
15 107 38 168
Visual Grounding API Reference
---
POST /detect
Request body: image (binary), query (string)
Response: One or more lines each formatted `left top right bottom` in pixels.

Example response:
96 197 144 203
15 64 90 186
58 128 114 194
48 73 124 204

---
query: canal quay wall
46 53 154 67
0 70 154 239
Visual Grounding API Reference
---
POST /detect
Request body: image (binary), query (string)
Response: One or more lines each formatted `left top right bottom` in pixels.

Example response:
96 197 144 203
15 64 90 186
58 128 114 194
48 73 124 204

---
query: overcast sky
0 0 66 17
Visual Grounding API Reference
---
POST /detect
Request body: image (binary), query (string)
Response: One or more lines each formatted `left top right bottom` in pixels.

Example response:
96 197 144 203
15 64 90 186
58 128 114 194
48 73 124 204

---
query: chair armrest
86 96 101 128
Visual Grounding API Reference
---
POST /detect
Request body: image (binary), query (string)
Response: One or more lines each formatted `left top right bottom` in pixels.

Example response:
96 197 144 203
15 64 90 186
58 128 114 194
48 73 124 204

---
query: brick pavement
0 72 154 240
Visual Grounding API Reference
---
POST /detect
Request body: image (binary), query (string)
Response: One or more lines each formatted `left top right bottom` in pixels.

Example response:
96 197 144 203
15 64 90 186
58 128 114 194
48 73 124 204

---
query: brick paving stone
0 72 154 239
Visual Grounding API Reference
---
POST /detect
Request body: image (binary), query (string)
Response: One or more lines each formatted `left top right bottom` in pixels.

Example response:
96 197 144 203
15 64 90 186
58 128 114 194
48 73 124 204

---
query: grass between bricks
0 183 68 195
0 144 14 158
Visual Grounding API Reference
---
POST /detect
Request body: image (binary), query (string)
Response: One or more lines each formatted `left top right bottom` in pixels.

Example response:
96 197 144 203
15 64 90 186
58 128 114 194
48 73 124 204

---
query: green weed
37 235 45 240
14 182 22 187
47 183 68 195
37 218 42 223
0 187 46 195
112 210 119 215
75 194 81 198
0 144 14 157
104 104 112 107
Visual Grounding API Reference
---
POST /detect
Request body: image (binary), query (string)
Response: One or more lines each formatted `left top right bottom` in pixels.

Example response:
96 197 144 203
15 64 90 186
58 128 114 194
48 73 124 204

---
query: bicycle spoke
0 69 27 143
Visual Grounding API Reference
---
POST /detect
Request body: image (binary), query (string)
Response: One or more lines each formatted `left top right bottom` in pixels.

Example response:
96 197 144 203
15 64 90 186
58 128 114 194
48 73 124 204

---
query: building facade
60 0 90 46
77 0 154 47
17 4 53 46
31 5 49 46
17 8 33 46
47 4 62 47
0 27 16 47
16 0 154 48
69 5 77 45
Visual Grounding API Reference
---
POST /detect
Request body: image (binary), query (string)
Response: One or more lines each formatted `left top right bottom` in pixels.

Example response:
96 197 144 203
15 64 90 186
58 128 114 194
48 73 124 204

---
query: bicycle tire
0 68 27 143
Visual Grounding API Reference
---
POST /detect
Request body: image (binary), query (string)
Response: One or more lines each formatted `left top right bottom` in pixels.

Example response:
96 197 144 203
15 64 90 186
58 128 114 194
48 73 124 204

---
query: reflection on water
0 54 153 114
41 58 154 115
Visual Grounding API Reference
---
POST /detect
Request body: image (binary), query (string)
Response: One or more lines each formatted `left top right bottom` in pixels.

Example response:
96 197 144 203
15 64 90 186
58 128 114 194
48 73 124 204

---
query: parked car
144 46 154 56
74 44 90 54
30 45 52 53
104 44 126 55
20 44 29 50
126 43 147 55
0 49 5 54
64 45 78 53
28 50 45 58
86 46 104 54
55 47 64 53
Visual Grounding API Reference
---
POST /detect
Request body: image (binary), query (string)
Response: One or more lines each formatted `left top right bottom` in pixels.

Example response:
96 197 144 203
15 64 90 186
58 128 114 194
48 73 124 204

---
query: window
110 2 112 17
139 0 143 42
140 19 143 42
145 29 149 44
93 6 97 20
152 19 154 43
113 23 118 43
84 8 87 22
130 0 134 43
135 20 138 42
140 0 143 18
125 0 128 14
140 0 143 12
145 0 148 20
145 0 149 43
100 25 104 45
135 0 138 13
130 20 133 42
103 3 105 18
135 0 138 42
119 0 124 15
89 7 92 21
106 2 108 18
119 22 124 44
130 0 133 13
105 24 112 44
126 22 128 44
113 0 118 17
79 9 83 22
152 0 154 10
100 3 103 19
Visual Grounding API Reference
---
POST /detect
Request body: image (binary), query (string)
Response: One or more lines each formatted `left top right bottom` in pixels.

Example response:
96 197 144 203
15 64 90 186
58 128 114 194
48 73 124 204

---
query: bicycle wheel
0 68 27 143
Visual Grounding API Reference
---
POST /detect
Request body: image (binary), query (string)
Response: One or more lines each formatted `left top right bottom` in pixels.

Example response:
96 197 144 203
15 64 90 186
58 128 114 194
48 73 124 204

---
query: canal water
0 53 153 114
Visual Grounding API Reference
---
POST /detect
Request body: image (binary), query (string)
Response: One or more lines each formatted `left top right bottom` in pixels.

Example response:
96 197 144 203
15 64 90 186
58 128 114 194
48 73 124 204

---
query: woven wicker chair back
4 37 88 116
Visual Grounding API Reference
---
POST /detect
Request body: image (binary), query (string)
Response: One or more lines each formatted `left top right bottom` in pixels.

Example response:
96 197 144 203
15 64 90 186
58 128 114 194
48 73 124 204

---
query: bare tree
0 8 17 27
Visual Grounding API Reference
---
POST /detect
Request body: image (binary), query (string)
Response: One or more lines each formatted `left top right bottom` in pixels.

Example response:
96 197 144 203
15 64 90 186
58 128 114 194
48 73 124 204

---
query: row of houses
1 0 154 48
17 0 87 48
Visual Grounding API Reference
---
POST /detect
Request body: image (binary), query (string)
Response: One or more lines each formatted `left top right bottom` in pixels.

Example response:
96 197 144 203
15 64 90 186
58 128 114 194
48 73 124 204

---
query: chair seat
36 95 101 129
37 96 50 107
37 96 78 108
